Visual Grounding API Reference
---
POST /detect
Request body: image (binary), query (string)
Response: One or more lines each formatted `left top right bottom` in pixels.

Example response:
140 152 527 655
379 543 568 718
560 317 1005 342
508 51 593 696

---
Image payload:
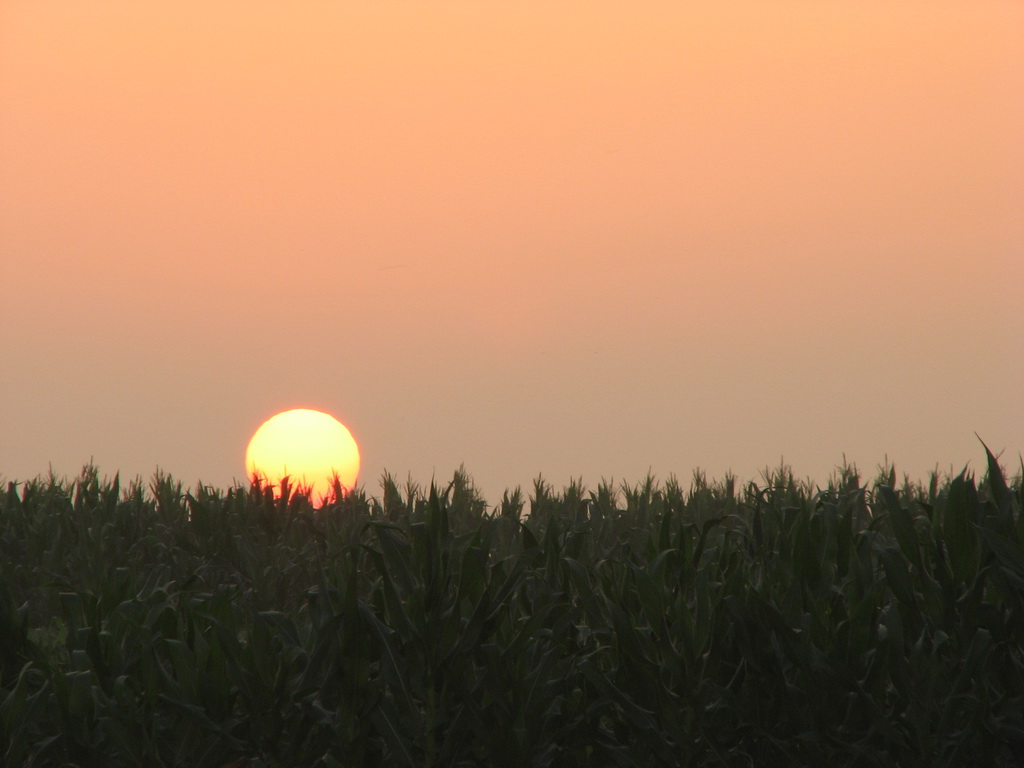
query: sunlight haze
2 1 1021 501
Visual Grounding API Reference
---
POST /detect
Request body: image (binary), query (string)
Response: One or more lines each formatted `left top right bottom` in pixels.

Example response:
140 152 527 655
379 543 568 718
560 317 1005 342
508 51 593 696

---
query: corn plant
1 446 1022 766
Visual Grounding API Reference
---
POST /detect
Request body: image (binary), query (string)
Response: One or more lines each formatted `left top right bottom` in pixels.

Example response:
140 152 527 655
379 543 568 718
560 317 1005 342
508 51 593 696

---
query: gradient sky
2 1 1022 503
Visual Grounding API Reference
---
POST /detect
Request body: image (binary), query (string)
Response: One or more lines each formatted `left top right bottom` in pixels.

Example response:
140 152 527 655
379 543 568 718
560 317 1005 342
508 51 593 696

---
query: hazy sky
2 1 1022 502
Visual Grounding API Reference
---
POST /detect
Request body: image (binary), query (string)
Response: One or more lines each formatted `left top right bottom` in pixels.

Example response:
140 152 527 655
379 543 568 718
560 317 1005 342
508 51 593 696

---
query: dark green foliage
0 455 1022 767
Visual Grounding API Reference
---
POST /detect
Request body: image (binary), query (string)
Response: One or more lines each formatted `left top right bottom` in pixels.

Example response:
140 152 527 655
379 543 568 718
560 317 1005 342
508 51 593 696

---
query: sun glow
245 409 360 501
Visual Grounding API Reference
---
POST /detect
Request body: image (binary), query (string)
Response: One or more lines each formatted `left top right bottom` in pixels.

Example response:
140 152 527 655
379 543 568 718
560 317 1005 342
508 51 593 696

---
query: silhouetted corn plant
0 447 1022 766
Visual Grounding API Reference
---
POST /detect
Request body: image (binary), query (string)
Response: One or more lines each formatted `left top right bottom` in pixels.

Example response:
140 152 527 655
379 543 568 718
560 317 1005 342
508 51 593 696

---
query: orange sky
2 1 1022 500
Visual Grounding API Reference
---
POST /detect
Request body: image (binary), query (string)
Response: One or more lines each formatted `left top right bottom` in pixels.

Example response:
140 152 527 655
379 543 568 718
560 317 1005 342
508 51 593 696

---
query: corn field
1 447 1022 767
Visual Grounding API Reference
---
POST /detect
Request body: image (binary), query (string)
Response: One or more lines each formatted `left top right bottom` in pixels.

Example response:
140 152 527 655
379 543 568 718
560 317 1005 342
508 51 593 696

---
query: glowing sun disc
245 409 360 500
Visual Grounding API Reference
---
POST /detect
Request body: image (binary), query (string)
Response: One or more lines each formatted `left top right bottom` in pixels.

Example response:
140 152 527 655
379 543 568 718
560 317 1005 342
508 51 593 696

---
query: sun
245 409 360 501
